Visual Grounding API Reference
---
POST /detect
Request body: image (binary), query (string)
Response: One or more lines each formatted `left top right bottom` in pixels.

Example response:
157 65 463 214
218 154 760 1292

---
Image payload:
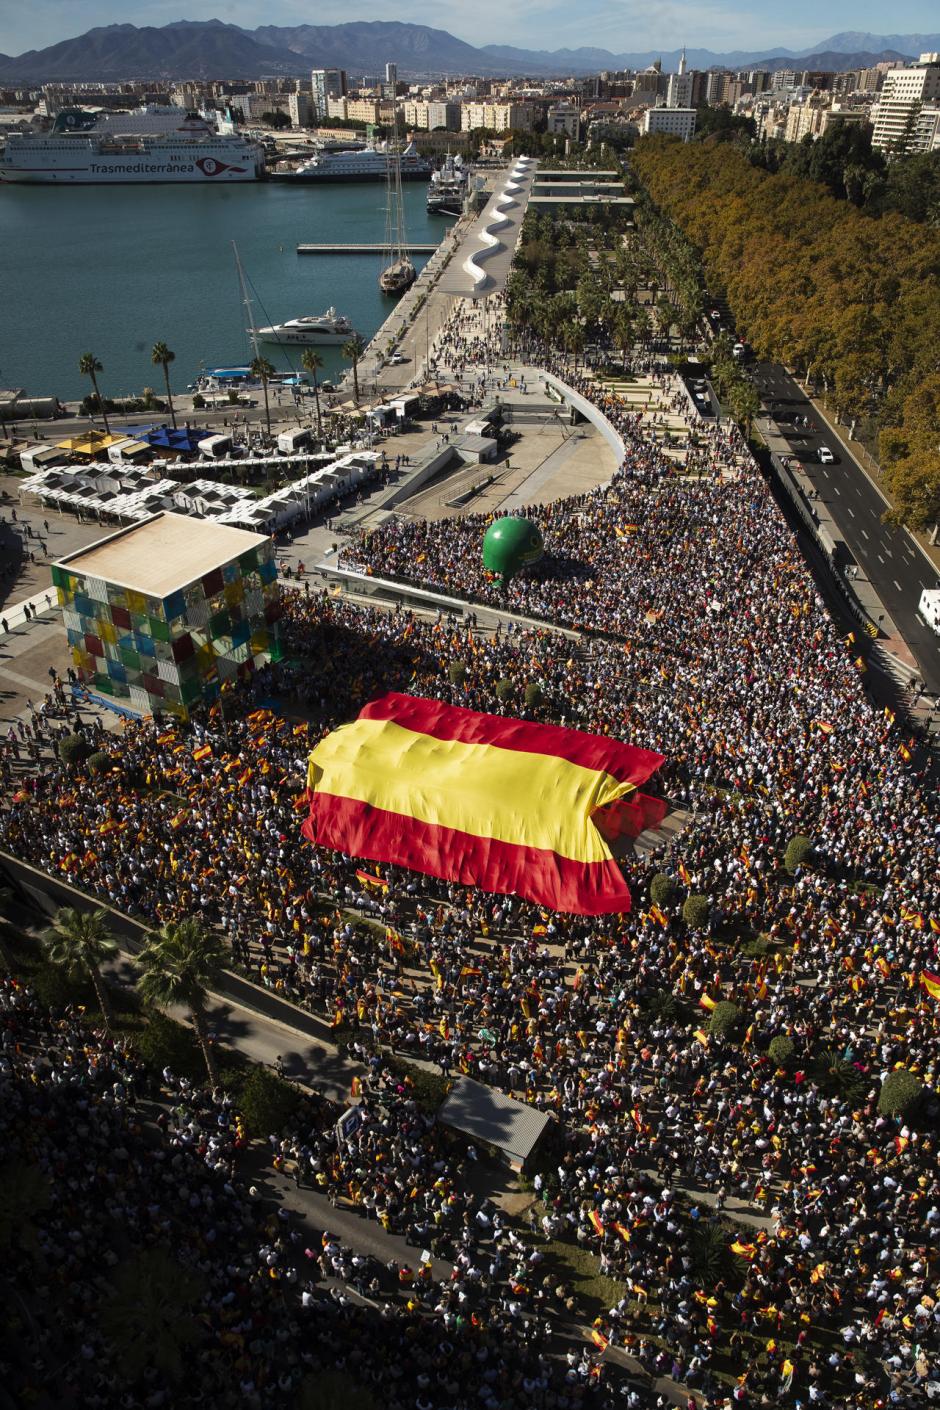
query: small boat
256 308 355 345
379 258 417 296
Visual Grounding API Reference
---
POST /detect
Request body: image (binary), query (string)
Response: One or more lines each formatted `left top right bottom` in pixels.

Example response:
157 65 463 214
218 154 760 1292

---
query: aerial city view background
1 4 939 1410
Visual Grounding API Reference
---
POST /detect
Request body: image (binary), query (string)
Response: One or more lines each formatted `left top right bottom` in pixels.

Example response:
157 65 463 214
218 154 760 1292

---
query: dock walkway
296 242 439 255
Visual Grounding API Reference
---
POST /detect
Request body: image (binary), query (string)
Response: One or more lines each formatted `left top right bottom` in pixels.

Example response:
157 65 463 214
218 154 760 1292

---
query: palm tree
42 906 118 1031
300 348 324 437
151 341 177 429
612 307 635 372
101 1248 205 1382
341 332 366 406
78 352 110 433
136 917 226 1083
729 380 761 439
563 321 585 372
249 354 276 435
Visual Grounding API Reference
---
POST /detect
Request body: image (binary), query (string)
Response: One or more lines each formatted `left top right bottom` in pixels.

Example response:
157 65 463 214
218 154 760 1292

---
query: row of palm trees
79 344 177 436
78 331 369 441
41 906 227 1083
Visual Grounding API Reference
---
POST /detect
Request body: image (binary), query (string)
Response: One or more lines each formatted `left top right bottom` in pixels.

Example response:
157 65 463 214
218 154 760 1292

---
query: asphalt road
751 361 940 693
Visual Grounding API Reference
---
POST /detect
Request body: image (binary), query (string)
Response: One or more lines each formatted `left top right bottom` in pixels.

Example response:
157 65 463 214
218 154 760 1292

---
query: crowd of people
2 291 939 1409
2 973 635 1410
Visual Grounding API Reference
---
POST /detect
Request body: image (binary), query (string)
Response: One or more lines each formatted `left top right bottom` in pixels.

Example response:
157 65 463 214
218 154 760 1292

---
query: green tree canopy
42 906 119 1031
137 917 227 1083
100 1248 206 1381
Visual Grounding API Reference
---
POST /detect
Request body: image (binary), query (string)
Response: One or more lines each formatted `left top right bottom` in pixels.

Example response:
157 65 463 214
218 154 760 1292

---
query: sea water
0 179 444 401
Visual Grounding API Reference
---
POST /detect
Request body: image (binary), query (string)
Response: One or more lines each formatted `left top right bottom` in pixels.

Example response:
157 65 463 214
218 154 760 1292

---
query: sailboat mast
378 88 416 295
233 240 259 361
394 144 407 261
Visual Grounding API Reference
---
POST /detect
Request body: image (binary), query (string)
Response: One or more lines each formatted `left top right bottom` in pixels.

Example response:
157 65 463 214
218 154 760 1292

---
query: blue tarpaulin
142 427 214 454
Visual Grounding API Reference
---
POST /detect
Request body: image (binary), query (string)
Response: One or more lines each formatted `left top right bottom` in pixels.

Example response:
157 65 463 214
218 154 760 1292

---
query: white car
818 446 835 464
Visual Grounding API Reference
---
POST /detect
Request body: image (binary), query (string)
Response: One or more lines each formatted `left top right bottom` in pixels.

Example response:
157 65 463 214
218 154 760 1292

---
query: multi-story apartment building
402 99 461 131
915 104 940 151
288 92 313 128
546 102 581 137
427 100 461 131
311 68 347 118
705 71 730 104
724 79 751 106
643 107 696 141
856 68 886 93
871 55 940 152
461 102 536 132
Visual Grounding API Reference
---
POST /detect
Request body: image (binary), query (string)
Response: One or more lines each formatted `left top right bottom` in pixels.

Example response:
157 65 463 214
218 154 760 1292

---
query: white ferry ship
0 107 265 184
278 140 431 183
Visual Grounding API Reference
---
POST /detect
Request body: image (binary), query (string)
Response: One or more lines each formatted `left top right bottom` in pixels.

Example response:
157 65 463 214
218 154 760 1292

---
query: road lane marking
893 580 902 591
877 553 885 563
861 529 869 540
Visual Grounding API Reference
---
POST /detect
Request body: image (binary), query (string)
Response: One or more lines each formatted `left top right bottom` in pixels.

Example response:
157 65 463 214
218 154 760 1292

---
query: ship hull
0 154 261 183
271 168 430 183
257 329 350 346
0 166 260 183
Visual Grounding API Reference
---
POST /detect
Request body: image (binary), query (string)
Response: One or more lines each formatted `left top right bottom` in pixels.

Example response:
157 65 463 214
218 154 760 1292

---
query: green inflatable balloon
482 516 544 583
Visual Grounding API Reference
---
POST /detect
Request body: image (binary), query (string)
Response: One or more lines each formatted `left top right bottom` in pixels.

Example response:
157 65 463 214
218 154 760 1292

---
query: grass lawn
541 1236 625 1319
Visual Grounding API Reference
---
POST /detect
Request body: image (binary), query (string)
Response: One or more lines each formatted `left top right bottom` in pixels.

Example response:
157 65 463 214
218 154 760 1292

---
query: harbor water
0 180 446 402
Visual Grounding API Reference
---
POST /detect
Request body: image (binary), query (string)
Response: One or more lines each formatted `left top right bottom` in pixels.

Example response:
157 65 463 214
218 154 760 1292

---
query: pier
296 242 440 255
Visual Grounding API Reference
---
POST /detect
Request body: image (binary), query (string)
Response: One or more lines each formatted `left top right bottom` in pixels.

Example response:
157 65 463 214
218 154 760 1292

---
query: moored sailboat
379 124 417 297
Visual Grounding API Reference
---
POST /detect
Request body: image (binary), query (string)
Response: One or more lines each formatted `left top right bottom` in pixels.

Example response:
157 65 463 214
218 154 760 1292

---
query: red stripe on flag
359 692 664 788
303 793 634 916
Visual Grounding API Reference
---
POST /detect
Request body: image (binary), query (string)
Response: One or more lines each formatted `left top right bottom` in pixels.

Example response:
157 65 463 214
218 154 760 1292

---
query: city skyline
4 1 940 60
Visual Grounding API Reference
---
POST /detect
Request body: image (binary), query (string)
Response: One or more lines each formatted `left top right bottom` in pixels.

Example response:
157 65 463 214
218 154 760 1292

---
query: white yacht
427 154 469 216
0 106 264 184
256 309 356 346
280 140 431 183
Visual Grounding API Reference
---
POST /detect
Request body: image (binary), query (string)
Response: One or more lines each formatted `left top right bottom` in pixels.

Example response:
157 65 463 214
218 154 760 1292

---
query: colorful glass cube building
52 511 282 718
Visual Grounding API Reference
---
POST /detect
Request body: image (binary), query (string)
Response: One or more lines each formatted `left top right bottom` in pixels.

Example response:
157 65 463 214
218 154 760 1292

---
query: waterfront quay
297 242 439 255
341 158 538 401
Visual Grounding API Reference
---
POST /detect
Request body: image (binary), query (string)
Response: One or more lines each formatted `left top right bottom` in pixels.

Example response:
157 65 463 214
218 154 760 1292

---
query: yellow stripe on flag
921 971 940 1002
309 716 635 863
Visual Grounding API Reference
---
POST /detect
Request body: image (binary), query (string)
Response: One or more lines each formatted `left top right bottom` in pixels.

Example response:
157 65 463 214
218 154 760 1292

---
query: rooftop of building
55 510 269 598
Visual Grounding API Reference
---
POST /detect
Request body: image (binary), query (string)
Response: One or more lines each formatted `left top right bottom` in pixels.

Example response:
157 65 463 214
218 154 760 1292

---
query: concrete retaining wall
0 849 334 1044
541 372 626 464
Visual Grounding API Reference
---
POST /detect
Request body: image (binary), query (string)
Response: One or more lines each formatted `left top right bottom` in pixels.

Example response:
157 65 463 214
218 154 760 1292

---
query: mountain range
0 20 937 83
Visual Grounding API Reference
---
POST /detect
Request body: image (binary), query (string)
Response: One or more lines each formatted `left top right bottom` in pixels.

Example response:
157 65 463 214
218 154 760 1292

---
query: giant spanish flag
302 692 665 915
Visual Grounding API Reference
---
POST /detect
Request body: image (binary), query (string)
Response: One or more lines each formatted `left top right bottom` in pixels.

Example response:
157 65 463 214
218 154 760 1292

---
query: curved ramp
457 158 536 296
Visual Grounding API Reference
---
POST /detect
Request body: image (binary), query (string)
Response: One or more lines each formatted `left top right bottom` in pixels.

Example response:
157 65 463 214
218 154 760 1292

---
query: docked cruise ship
0 107 265 184
278 140 431 183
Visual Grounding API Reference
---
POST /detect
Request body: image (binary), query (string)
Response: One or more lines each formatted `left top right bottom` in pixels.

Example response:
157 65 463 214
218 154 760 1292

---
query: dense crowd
2 296 939 1409
2 973 637 1410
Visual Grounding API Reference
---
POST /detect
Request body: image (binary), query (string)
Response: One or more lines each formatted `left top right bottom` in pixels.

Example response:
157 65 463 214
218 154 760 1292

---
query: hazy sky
4 0 938 56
